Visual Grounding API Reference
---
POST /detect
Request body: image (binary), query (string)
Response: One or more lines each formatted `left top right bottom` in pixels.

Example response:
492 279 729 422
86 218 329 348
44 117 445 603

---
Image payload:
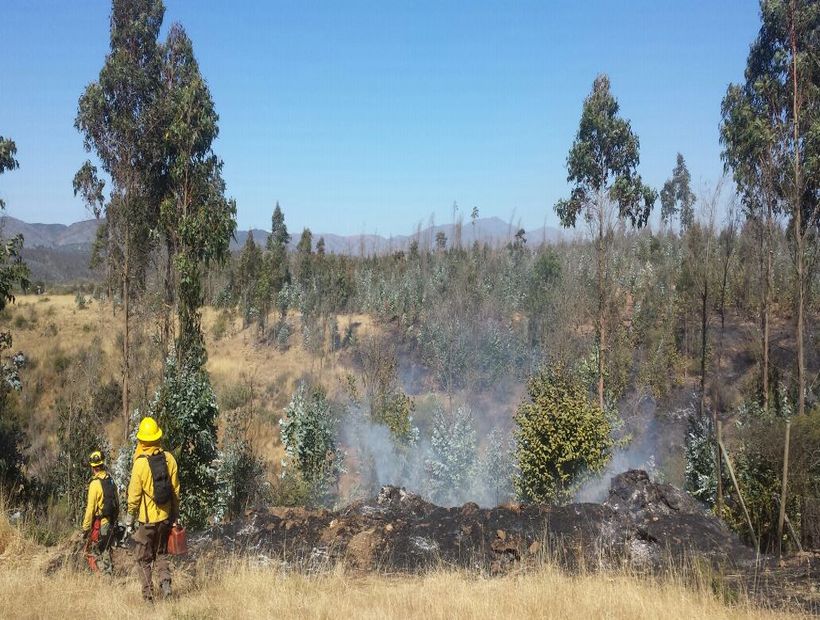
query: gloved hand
125 513 136 533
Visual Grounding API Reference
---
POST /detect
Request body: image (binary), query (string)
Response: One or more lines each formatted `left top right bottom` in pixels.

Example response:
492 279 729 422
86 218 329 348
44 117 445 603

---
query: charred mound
196 470 756 573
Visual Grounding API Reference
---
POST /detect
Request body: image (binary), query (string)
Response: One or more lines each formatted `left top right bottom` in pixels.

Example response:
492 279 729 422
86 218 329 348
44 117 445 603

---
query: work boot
160 580 172 599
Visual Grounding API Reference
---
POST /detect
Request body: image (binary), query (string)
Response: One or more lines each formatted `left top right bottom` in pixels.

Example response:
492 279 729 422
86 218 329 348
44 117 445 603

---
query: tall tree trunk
763 203 772 411
700 225 714 419
596 199 606 411
699 280 709 418
162 238 174 358
790 10 805 417
122 239 131 443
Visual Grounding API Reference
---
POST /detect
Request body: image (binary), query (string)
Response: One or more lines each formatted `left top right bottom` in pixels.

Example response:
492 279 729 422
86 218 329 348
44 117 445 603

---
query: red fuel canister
167 524 187 556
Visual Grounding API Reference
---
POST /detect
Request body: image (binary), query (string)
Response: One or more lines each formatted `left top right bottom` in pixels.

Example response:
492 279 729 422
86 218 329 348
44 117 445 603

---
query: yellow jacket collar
134 442 163 458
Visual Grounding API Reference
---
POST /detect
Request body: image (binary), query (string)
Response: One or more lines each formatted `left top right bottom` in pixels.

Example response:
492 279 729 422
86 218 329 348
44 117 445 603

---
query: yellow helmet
89 450 105 467
136 416 163 442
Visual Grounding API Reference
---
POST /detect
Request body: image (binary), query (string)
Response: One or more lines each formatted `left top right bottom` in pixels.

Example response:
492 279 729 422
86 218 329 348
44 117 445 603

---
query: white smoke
338 406 515 508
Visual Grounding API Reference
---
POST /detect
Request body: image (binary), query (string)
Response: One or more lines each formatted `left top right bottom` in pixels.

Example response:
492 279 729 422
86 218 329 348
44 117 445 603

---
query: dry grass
0 493 808 620
0 556 808 620
4 295 383 465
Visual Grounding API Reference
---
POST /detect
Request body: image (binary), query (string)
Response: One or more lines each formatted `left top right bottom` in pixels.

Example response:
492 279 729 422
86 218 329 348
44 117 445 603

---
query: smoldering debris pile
197 470 756 573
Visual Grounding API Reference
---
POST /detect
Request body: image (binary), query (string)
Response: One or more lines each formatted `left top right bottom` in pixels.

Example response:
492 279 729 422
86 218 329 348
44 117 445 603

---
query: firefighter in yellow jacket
126 416 181 602
80 450 118 575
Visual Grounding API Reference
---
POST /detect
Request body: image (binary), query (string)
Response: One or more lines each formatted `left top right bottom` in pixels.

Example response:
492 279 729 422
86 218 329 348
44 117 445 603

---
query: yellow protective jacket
127 443 180 524
82 470 113 531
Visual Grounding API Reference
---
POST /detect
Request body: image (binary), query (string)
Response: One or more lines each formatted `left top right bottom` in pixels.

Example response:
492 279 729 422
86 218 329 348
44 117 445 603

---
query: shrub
91 380 122 423
211 310 230 341
151 355 220 529
279 385 339 505
427 405 477 506
53 399 109 525
273 318 291 351
217 409 269 520
219 381 253 411
75 291 87 310
514 364 613 504
51 350 72 375
684 410 717 506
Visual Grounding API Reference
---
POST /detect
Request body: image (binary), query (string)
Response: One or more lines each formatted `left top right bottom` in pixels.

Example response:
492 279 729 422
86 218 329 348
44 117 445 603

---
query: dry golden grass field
0 510 809 620
5 293 380 466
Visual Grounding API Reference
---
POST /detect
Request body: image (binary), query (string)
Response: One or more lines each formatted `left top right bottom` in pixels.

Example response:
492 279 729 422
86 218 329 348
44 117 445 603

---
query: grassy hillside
4 293 383 476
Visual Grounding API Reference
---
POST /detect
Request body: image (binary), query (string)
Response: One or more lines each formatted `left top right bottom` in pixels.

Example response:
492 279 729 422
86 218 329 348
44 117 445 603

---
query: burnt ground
51 470 819 613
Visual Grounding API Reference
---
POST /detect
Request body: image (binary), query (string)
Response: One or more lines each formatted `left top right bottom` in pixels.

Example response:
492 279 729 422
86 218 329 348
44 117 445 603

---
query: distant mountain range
1 217 100 251
2 215 564 255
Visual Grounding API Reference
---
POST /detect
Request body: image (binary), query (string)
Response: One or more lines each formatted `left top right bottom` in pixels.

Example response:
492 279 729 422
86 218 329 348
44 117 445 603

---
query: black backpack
99 475 119 521
140 451 173 506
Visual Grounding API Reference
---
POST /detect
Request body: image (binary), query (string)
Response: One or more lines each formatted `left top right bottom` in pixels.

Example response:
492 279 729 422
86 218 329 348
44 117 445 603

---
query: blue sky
1 1 760 236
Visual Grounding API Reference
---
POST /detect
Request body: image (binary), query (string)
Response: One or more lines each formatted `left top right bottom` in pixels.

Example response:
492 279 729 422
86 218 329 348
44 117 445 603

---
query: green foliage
0 136 20 210
279 385 339 504
476 429 516 506
721 396 820 552
217 409 269 520
150 354 220 529
720 0 819 228
427 405 477 505
684 411 717 505
54 399 109 525
211 309 230 341
660 153 696 230
514 365 613 504
554 74 655 229
74 290 87 310
354 336 415 443
0 334 27 494
159 24 237 365
75 0 165 294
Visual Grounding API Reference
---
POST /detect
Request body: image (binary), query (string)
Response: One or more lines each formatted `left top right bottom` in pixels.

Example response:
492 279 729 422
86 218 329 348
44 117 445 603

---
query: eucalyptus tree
0 137 19 210
0 135 29 308
721 69 783 413
75 0 166 438
0 135 29 493
660 153 696 232
237 231 263 326
554 74 655 410
266 202 291 291
158 23 236 365
721 0 820 415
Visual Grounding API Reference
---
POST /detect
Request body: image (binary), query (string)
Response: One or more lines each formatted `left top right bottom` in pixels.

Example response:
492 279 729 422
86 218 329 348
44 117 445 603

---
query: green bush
217 409 269 520
514 364 613 504
211 310 230 341
279 384 339 505
91 380 122 423
151 355 220 529
51 350 72 375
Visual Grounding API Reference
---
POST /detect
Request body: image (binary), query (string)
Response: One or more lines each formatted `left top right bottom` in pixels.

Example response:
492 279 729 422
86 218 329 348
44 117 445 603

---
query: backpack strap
135 451 165 518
